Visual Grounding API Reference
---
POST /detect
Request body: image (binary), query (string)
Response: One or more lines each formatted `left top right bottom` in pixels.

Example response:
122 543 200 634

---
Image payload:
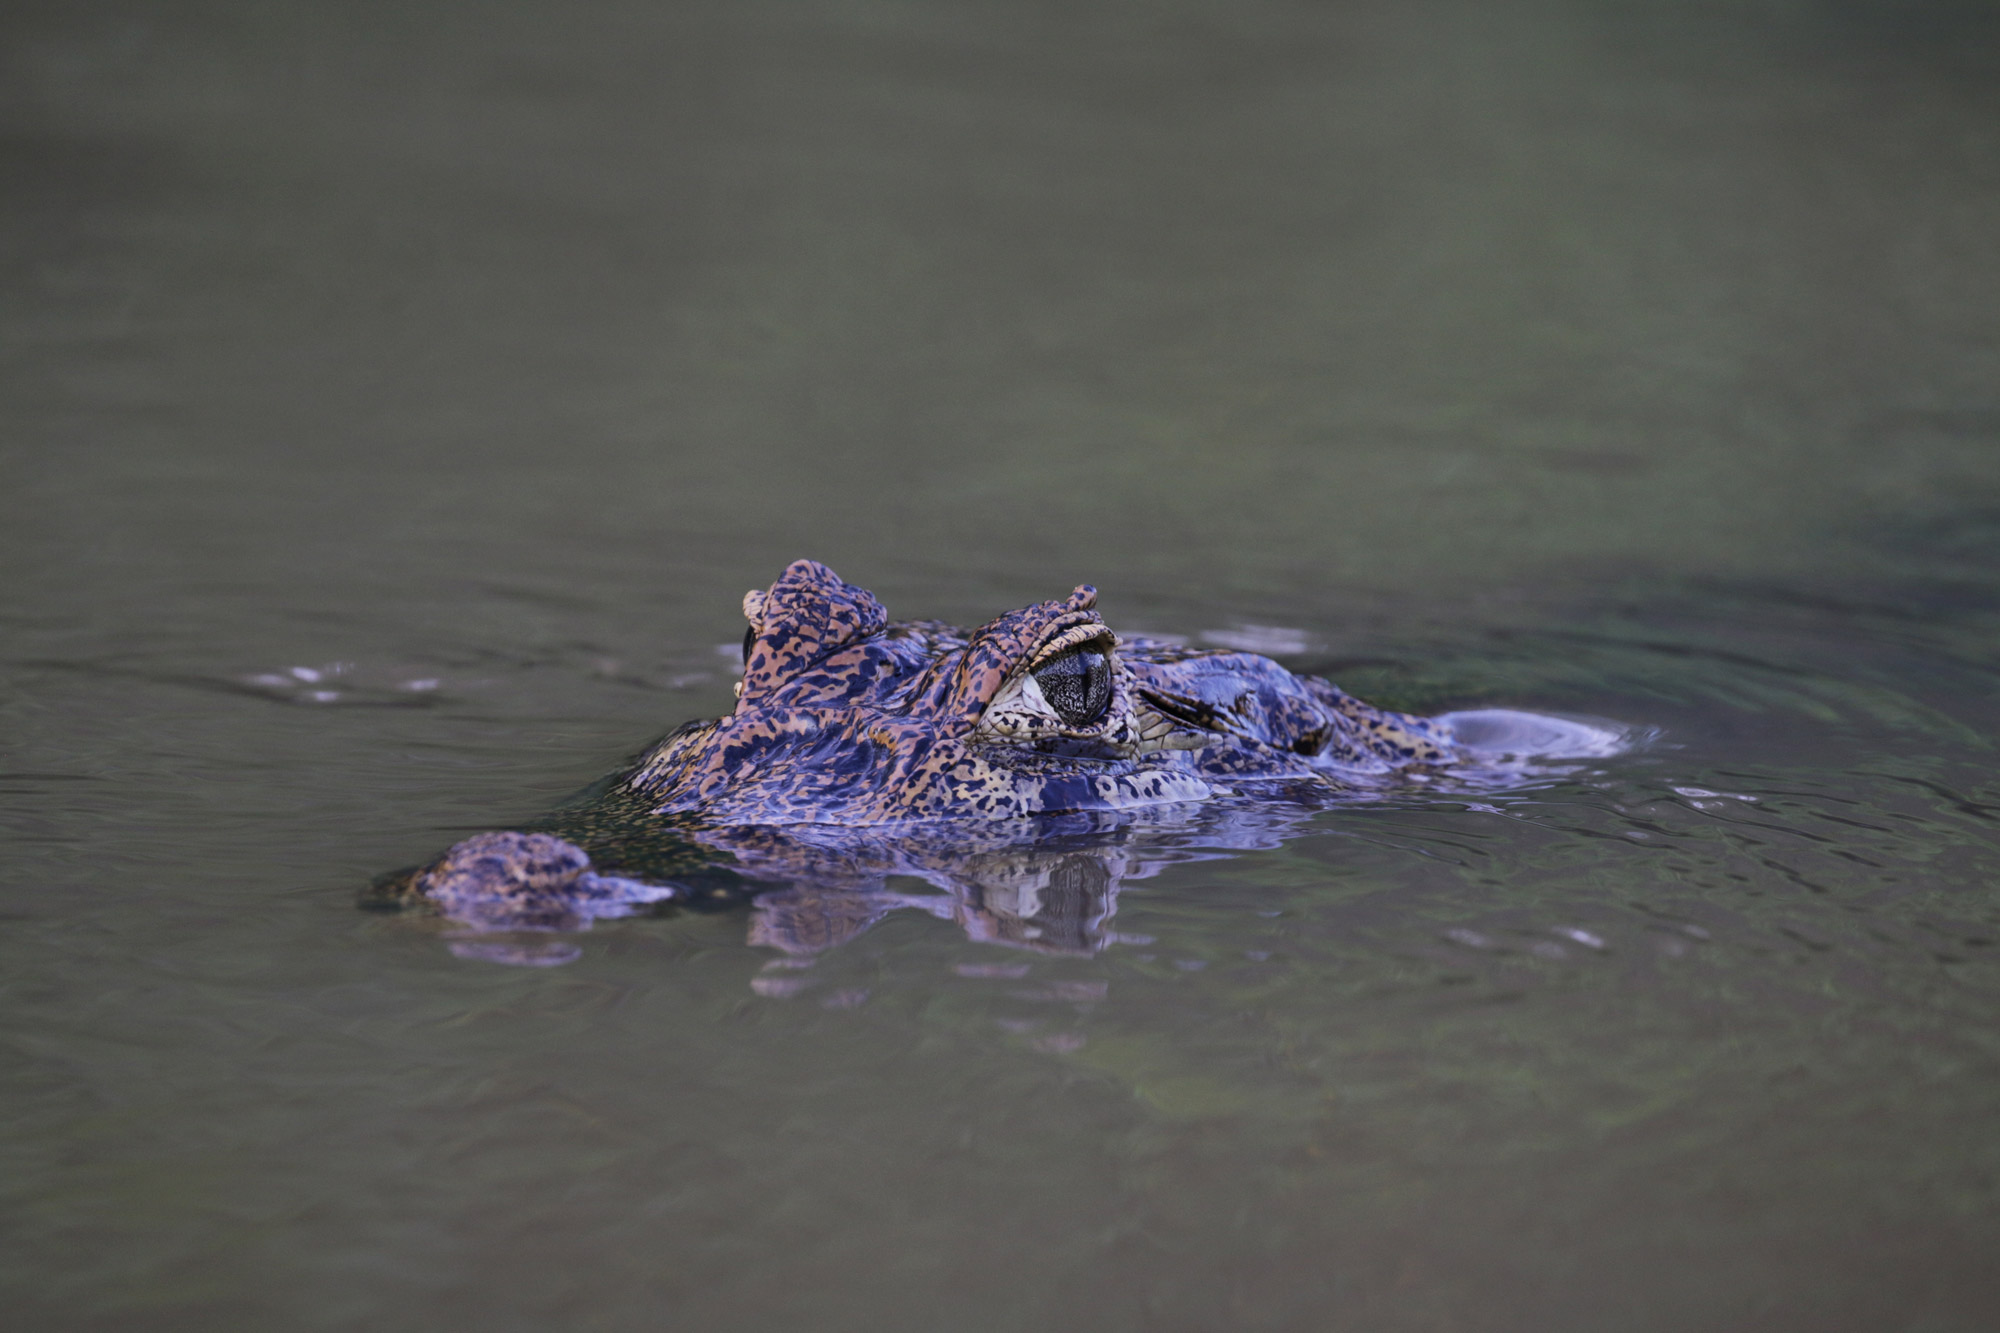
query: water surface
4 1 2000 1328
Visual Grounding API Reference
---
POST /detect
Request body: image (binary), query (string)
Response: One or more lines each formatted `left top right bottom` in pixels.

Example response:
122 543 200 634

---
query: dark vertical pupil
1032 648 1112 727
742 625 757 665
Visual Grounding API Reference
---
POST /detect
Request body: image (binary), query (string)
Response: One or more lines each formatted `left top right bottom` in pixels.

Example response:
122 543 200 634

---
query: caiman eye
1032 646 1113 728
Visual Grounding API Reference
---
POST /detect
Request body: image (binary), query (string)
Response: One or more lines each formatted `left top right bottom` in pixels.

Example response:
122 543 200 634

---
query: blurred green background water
4 1 2000 1328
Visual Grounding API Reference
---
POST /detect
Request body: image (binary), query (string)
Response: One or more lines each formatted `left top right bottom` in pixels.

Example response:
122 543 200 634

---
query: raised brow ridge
908 583 1104 729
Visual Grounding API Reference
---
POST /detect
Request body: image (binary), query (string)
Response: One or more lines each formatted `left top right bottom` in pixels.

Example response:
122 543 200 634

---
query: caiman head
622 558 1236 825
389 561 1623 949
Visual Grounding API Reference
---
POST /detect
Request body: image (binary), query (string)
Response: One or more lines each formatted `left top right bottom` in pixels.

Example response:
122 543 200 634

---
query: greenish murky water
5 1 2000 1328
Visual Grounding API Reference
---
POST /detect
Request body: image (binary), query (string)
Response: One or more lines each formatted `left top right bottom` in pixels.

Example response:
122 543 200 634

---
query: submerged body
396 560 1622 945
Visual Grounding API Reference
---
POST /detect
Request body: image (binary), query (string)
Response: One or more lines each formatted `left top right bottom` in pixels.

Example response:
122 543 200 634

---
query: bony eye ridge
1031 646 1113 728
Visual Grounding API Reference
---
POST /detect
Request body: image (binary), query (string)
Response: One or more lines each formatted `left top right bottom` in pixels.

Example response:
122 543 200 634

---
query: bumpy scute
739 560 889 708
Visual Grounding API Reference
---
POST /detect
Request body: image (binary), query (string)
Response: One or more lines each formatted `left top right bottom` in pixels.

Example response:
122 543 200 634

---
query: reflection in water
443 935 584 968
738 812 1267 962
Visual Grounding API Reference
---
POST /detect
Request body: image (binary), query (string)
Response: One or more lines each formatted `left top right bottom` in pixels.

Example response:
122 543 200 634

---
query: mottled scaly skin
624 559 1448 824
390 559 1458 929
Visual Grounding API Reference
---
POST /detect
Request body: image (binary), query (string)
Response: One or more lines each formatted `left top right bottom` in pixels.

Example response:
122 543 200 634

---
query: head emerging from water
394 559 1632 949
622 558 1454 826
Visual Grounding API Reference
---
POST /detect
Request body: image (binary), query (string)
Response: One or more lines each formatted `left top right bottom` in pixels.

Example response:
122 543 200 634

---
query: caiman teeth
1025 623 1117 670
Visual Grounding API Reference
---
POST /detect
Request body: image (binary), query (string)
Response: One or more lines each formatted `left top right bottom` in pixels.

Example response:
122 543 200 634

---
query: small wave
239 662 444 707
1439 708 1637 759
1428 708 1645 791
